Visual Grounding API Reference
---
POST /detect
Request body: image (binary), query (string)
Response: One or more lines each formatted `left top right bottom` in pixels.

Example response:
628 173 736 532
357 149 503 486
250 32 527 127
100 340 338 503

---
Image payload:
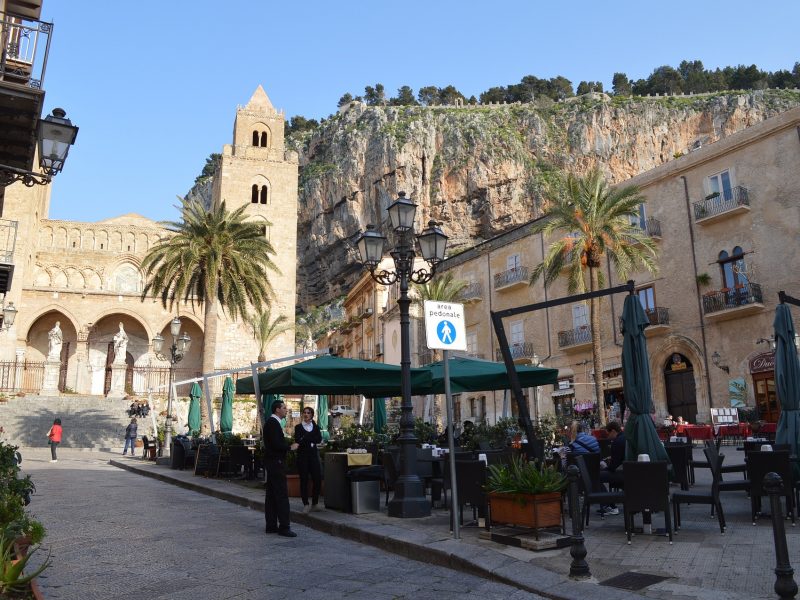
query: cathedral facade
0 86 298 396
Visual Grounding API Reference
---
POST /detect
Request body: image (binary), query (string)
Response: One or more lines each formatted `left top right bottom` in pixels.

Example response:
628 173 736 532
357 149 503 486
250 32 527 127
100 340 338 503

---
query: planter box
488 491 563 538
286 474 324 498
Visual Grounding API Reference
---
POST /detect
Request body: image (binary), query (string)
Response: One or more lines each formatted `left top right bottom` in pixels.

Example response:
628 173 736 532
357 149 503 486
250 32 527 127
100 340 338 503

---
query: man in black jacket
264 399 299 537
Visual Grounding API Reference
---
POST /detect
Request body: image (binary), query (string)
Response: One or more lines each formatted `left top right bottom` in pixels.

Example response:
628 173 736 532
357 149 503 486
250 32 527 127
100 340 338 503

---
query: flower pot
287 473 301 497
488 491 563 537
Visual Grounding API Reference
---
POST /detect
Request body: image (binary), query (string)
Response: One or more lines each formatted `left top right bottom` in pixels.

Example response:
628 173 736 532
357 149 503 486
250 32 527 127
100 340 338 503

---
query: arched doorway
103 345 134 395
664 353 697 423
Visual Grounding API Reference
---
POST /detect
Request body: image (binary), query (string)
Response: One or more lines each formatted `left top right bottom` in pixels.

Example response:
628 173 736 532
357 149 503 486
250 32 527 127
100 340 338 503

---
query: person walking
264 399 298 537
123 418 138 456
294 407 322 513
47 418 62 463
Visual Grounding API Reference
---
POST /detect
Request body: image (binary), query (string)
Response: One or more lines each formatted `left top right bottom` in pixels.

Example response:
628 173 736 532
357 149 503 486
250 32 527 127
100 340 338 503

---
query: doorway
103 342 134 395
664 353 697 423
752 372 778 422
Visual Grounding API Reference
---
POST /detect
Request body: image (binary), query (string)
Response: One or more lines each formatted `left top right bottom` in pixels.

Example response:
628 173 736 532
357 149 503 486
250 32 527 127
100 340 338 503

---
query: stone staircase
0 395 140 450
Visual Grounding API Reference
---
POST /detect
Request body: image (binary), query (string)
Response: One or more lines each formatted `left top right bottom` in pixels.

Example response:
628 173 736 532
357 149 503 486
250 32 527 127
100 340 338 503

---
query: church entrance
103 342 134 395
664 353 697 423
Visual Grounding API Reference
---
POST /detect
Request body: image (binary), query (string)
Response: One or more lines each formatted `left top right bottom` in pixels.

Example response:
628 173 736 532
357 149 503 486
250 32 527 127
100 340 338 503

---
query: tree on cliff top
529 169 658 425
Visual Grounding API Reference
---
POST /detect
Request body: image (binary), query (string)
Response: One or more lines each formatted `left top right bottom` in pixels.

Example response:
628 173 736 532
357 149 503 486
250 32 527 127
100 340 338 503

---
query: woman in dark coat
294 407 323 512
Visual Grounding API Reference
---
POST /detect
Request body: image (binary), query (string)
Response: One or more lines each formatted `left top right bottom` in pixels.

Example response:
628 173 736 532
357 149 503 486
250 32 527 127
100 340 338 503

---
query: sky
39 1 800 223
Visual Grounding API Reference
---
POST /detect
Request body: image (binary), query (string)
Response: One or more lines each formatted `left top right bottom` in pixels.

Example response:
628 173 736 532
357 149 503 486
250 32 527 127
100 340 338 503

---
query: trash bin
350 481 380 514
170 441 185 469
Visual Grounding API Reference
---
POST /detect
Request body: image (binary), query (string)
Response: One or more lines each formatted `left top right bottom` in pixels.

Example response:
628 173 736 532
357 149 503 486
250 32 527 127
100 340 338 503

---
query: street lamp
0 301 17 331
531 353 541 420
152 317 191 458
0 108 79 187
355 192 448 518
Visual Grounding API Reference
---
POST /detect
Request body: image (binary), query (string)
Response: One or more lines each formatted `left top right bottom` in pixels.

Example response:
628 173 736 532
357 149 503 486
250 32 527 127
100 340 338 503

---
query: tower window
260 185 268 204
251 184 259 204
260 132 268 147
252 131 259 146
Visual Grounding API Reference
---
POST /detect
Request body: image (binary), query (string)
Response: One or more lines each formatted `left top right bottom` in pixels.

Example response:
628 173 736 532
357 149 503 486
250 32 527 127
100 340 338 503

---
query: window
572 303 588 329
506 254 521 271
251 185 258 204
260 186 267 204
260 132 268 147
708 169 733 201
252 131 259 146
718 246 748 289
466 332 477 355
252 184 268 204
637 285 655 313
510 320 524 346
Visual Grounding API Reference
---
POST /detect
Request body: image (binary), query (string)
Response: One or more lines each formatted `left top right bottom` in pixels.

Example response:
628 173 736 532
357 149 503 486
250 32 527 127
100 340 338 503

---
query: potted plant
485 455 566 537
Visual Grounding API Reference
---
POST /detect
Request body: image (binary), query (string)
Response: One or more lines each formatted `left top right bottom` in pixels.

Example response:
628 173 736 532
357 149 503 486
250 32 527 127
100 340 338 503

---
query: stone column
41 359 61 395
106 364 127 399
13 349 24 392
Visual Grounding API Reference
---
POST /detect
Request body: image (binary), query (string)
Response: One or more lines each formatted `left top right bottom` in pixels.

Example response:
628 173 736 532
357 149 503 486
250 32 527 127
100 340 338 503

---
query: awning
551 388 575 398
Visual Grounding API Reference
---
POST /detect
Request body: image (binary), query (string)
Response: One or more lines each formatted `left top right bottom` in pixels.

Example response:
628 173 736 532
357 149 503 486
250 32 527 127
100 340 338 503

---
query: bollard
566 465 590 579
763 472 798 600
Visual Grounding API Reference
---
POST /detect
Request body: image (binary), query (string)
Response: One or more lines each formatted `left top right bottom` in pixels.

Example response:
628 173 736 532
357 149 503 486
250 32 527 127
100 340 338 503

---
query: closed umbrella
317 394 330 441
620 295 670 464
773 303 800 478
374 398 387 433
220 377 234 433
188 382 202 434
263 393 285 428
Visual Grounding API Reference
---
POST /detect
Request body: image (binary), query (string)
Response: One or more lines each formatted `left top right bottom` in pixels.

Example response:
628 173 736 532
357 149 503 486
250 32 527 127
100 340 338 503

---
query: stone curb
110 459 646 600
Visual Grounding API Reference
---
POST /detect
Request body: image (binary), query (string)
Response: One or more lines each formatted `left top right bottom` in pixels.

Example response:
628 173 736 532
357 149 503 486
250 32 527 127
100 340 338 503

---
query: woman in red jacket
47 417 62 463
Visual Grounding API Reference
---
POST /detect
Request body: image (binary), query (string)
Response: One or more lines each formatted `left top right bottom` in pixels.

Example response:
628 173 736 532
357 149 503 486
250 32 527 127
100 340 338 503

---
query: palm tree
141 198 279 433
530 168 658 425
250 306 291 362
413 272 468 425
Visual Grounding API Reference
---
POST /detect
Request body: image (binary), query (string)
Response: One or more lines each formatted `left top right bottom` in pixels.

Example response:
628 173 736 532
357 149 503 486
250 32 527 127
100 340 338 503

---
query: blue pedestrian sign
424 301 466 351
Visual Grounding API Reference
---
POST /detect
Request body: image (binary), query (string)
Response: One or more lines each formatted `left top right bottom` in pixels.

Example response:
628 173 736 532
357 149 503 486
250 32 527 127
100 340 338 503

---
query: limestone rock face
289 91 800 308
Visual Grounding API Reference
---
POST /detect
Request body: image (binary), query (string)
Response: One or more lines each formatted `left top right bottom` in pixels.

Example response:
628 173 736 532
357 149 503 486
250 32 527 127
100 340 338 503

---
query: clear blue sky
41 1 799 223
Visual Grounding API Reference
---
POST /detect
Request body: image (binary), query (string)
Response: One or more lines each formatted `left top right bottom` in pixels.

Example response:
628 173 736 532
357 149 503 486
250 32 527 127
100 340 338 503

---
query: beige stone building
436 105 800 426
0 86 298 396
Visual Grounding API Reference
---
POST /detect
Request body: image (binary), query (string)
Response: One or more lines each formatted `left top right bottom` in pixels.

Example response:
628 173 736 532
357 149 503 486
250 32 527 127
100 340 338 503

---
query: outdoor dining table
676 424 713 440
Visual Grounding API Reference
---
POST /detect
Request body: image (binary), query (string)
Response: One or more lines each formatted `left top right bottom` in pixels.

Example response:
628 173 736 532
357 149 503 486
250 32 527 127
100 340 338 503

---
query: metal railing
631 217 662 238
493 266 528 289
460 281 483 301
702 282 763 315
0 219 17 263
0 14 52 88
0 360 44 393
558 327 592 348
495 342 534 361
358 350 372 361
419 350 434 365
132 366 200 395
618 306 670 331
693 186 750 220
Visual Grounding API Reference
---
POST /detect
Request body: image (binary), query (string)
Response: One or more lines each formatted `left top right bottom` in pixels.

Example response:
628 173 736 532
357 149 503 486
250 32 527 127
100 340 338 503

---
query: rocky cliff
284 90 800 308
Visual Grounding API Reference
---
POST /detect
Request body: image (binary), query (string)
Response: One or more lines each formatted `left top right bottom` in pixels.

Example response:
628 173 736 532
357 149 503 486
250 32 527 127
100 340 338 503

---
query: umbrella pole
443 350 459 540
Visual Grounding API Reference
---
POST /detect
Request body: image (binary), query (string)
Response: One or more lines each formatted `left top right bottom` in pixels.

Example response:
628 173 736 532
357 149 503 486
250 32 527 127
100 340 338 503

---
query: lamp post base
388 478 431 518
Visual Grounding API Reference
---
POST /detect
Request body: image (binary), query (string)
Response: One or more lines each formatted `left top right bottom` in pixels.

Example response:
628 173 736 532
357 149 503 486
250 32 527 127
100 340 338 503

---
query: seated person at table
567 421 599 455
663 414 675 428
597 421 624 515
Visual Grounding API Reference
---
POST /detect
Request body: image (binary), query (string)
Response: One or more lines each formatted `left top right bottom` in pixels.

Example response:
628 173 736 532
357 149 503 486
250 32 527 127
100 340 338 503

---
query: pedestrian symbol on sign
437 320 455 345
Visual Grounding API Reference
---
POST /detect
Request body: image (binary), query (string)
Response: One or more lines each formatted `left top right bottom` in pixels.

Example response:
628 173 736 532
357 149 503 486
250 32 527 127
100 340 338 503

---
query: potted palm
485 455 566 537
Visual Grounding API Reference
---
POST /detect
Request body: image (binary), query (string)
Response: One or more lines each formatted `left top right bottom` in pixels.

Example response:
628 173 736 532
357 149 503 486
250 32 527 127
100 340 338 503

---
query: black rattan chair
664 444 691 490
747 450 795 525
672 446 726 534
622 461 672 544
575 454 624 526
380 452 399 507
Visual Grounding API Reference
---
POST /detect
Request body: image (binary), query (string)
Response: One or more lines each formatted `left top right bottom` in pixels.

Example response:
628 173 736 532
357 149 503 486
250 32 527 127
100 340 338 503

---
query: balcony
460 282 483 303
0 219 17 293
495 342 535 363
358 350 372 361
619 306 670 336
419 350 434 366
702 282 764 322
494 266 528 291
631 217 662 240
453 350 486 360
693 187 750 225
360 306 374 319
375 341 384 356
558 326 592 352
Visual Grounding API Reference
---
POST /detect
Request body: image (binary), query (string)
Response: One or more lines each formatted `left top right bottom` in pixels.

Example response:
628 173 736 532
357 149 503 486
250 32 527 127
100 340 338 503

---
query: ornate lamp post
152 317 191 458
355 192 448 518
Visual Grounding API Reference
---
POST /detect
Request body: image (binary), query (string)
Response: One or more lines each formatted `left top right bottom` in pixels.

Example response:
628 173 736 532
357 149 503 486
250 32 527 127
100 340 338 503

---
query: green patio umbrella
188 381 202 434
374 398 387 433
236 354 432 397
620 295 670 464
773 303 800 478
421 355 558 393
262 392 284 427
317 394 330 441
220 377 234 433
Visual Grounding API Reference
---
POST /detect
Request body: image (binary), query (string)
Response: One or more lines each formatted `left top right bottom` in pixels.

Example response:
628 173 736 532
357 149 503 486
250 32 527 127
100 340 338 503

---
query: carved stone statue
47 321 63 361
113 322 129 365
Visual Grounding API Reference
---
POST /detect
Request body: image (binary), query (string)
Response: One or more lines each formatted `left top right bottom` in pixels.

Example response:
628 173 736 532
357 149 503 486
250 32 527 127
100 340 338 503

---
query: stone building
433 105 800 425
0 86 298 396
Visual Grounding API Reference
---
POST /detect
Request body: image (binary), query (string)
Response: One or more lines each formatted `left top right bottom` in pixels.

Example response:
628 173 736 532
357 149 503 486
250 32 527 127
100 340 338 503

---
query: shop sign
749 352 775 373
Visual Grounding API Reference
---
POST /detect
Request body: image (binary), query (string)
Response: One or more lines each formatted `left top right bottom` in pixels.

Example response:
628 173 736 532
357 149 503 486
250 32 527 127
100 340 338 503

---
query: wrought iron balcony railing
693 186 750 221
619 306 670 332
558 326 592 348
631 217 662 239
494 266 528 290
453 350 485 360
495 342 535 362
0 219 18 264
460 281 483 302
702 282 763 315
0 13 52 88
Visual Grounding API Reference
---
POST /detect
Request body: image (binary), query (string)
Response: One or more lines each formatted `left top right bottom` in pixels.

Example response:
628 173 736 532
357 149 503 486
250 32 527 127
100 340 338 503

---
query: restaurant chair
575 454 624 527
672 447 726 534
622 461 672 544
141 436 158 461
747 450 795 526
380 452 399 507
664 445 691 490
743 441 790 454
451 459 487 527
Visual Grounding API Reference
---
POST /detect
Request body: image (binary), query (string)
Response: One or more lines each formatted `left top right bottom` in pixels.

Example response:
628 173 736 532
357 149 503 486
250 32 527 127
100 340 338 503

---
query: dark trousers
297 450 321 505
50 441 59 460
264 459 290 531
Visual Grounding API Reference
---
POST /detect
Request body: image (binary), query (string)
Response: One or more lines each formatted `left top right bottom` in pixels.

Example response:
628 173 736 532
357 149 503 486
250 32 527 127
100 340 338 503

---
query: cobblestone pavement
20 448 541 600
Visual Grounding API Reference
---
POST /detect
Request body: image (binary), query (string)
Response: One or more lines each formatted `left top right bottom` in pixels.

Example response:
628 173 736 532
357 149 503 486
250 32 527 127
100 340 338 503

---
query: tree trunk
200 296 219 435
589 266 607 426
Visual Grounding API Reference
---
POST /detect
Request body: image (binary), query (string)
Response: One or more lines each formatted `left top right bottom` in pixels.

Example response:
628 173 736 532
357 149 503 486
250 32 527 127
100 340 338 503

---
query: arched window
718 246 747 289
260 185 268 204
251 184 259 204
252 131 259 146
260 131 268 147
